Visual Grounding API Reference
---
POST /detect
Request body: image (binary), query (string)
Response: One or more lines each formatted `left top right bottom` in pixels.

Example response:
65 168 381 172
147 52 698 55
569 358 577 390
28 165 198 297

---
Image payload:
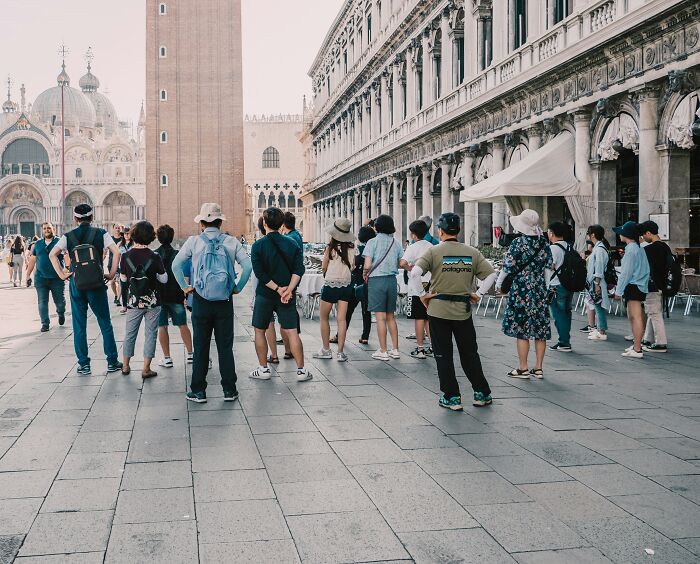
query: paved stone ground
1 271 700 563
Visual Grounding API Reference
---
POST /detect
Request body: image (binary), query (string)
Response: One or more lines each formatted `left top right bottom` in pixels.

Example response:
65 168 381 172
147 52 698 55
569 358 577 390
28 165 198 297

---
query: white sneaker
313 348 333 360
410 347 426 359
624 334 634 342
337 352 348 362
158 357 173 368
249 366 271 380
186 352 193 364
388 349 400 359
296 368 313 382
588 330 608 341
406 333 417 340
372 350 390 361
621 349 643 358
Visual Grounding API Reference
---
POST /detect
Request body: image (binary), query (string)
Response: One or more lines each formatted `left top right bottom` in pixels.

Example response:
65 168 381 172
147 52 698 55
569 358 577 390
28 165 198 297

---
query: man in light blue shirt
613 221 650 359
172 203 252 404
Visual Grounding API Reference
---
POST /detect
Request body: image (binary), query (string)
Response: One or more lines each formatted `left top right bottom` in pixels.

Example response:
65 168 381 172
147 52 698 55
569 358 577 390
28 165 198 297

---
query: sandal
529 368 544 379
359 339 369 345
283 352 294 360
507 368 530 379
267 355 280 364
329 335 339 344
121 367 131 376
142 370 158 379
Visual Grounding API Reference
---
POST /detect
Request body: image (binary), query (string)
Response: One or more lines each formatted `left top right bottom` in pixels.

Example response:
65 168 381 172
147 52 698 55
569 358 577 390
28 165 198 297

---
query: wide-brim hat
613 221 640 240
194 203 226 223
325 218 355 243
509 209 541 236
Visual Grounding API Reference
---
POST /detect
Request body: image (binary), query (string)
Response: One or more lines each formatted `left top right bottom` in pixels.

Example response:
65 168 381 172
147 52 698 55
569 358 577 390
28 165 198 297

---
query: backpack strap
143 258 154 274
550 242 569 281
125 255 137 273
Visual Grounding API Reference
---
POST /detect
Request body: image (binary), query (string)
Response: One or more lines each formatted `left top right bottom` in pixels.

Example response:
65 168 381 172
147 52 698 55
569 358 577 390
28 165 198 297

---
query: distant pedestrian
363 214 402 361
314 218 355 362
411 213 497 410
11 235 25 287
108 224 125 305
584 225 611 340
276 211 303 360
173 203 252 403
155 224 194 367
546 222 574 352
49 204 122 375
120 221 167 379
399 220 433 359
496 209 553 380
25 223 66 332
418 215 440 245
119 227 132 314
613 221 650 359
250 207 311 382
640 220 670 353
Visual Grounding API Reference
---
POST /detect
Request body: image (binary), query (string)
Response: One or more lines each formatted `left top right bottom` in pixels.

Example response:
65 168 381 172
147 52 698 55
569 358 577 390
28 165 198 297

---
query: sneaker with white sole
337 352 348 362
372 350 390 361
296 368 313 382
388 349 400 359
405 333 417 340
158 357 174 368
313 348 333 360
621 348 643 358
588 330 608 341
410 347 426 359
579 325 595 333
642 343 668 353
624 334 634 342
186 352 193 364
249 366 272 380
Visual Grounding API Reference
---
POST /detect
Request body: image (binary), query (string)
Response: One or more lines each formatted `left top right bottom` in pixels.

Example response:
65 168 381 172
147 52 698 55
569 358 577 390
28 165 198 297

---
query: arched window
159 46 167 58
257 193 265 208
278 193 286 208
160 89 167 101
159 3 167 14
160 131 168 143
1 138 50 177
262 147 280 168
76 168 82 178
297 199 303 209
268 193 275 207
160 174 168 187
288 193 296 208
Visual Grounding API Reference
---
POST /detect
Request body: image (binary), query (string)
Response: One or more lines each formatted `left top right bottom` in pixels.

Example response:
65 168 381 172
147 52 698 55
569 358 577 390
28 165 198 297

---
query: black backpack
553 243 587 292
126 256 157 309
604 253 618 287
67 228 104 291
661 250 682 297
157 246 185 304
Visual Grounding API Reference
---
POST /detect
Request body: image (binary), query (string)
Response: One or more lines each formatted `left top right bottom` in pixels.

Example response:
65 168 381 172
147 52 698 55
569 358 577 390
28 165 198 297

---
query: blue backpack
194 234 236 301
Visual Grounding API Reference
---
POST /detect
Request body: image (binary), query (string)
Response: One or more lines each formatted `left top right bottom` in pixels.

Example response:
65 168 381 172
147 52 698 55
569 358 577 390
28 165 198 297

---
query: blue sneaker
473 392 493 407
76 364 91 376
186 391 207 403
439 395 463 411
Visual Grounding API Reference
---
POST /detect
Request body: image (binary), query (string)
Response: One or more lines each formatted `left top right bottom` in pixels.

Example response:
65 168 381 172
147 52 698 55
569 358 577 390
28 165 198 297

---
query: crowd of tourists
12 199 680 412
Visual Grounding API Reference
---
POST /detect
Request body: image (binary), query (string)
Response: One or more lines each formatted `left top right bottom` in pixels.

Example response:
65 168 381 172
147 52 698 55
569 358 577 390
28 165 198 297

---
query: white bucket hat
325 218 355 243
509 209 542 237
194 203 226 223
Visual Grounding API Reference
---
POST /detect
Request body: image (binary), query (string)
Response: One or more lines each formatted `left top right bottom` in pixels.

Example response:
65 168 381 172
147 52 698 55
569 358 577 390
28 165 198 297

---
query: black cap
73 203 93 219
613 221 639 240
437 213 460 235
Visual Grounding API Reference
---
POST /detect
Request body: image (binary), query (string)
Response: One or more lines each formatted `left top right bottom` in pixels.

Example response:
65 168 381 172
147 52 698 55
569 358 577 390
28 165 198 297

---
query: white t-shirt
402 239 433 297
548 242 568 286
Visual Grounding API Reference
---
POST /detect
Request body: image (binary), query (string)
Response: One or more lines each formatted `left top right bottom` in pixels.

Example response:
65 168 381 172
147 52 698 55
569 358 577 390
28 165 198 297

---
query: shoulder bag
500 240 545 294
356 239 395 300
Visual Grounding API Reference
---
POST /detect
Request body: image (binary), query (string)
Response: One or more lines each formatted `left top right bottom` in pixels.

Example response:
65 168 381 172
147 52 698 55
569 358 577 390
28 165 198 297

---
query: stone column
460 149 477 246
421 29 431 107
440 7 453 96
405 169 418 241
508 0 515 52
372 82 381 139
492 137 506 245
406 46 416 117
392 57 403 125
380 179 389 215
380 71 390 133
526 123 542 152
354 189 362 234
634 85 662 222
369 183 376 219
421 163 433 223
392 174 403 241
440 156 455 214
362 93 371 145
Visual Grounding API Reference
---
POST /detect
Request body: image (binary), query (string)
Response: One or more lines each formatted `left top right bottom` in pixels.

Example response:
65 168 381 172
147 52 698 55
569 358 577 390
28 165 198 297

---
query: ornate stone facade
0 60 145 238
304 0 700 250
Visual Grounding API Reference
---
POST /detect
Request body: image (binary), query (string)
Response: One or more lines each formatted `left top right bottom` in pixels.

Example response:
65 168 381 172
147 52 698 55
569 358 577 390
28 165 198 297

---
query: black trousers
191 292 236 394
345 292 371 340
428 315 491 399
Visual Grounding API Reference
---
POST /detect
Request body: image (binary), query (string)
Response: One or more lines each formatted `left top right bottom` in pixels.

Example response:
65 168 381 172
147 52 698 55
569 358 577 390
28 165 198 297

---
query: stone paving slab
1 284 699 562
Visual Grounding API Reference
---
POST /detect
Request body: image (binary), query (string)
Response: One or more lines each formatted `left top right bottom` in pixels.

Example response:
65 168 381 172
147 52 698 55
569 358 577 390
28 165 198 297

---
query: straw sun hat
325 218 355 243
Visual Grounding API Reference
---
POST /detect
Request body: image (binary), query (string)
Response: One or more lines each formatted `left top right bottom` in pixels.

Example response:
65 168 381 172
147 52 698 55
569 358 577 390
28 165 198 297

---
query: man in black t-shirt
640 221 669 353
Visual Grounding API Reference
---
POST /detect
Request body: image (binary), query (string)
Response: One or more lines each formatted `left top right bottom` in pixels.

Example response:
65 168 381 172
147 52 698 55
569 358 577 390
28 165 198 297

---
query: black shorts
321 284 353 304
623 284 646 303
406 295 428 320
253 294 299 330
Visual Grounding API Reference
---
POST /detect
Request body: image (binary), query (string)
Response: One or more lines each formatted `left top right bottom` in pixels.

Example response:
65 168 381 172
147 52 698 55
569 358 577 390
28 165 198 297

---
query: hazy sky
0 0 343 126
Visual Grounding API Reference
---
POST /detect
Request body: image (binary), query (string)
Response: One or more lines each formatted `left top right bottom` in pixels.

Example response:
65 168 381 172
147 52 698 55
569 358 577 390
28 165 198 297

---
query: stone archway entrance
13 208 39 238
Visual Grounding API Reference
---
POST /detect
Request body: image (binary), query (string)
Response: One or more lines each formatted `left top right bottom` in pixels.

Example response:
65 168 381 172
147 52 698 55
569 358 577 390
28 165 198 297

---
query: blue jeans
35 276 65 326
69 280 119 367
549 285 573 346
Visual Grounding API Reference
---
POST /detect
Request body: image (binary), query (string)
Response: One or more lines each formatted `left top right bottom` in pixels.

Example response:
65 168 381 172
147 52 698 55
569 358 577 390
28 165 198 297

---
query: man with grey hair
419 215 440 245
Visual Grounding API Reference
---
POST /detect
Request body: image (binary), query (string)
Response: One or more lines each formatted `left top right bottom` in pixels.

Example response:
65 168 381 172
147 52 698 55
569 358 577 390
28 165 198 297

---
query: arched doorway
0 182 45 237
13 208 39 238
103 191 136 225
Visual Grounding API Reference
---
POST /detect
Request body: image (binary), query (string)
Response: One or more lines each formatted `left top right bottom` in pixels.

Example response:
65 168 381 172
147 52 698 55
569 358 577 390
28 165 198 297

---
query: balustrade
589 0 616 33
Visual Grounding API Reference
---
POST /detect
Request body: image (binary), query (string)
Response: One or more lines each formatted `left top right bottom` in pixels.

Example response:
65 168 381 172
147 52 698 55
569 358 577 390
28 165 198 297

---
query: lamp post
57 44 69 233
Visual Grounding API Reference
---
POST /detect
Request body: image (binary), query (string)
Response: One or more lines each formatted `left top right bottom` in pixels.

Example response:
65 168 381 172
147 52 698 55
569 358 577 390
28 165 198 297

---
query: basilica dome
79 64 118 137
32 64 97 130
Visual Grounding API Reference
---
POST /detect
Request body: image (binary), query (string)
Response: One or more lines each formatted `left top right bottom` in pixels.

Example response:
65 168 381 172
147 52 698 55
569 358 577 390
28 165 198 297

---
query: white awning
460 132 592 203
